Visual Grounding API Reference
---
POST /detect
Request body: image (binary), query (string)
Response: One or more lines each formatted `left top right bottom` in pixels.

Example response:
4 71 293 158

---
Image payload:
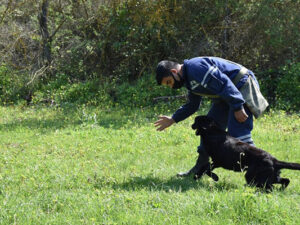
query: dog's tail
275 160 300 170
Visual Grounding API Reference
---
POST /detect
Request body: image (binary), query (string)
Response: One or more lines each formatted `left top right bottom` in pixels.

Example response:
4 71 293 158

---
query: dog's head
192 116 219 136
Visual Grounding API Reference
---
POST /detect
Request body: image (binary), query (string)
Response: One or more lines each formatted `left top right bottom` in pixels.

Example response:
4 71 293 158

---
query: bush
0 65 30 105
275 63 300 111
31 72 186 108
1 0 299 109
114 74 185 107
32 74 113 107
258 63 300 112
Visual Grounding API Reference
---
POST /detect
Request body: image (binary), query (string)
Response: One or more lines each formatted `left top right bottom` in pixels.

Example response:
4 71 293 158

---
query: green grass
0 104 300 224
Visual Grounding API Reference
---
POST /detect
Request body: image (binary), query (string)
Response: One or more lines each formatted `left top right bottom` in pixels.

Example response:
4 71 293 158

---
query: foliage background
0 0 299 110
0 1 300 224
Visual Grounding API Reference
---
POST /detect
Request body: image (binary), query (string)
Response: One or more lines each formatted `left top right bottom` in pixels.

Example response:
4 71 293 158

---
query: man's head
155 60 184 89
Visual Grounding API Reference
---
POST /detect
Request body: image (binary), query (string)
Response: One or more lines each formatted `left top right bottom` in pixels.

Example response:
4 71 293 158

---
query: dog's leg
270 170 290 190
274 177 290 189
177 151 208 177
194 163 209 180
254 167 275 191
245 166 275 191
245 166 256 186
205 163 219 181
279 178 290 189
194 163 219 181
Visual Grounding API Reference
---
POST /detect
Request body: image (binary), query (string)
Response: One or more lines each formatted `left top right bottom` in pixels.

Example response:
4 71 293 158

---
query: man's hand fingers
154 119 164 126
154 115 174 131
237 116 246 123
154 122 162 127
242 113 248 122
234 108 248 123
239 115 247 122
154 116 166 124
156 125 166 131
154 119 165 130
238 118 245 123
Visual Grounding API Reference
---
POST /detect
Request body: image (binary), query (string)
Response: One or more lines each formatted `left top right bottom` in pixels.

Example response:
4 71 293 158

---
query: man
154 57 268 177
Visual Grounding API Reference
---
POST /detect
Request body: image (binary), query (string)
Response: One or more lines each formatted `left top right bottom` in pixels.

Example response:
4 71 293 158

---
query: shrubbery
32 74 113 107
258 63 300 112
275 63 300 111
1 62 299 112
0 65 31 104
30 73 185 108
0 0 299 111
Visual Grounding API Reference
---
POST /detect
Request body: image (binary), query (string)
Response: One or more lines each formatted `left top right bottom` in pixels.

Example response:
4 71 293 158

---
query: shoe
176 166 197 177
177 154 206 177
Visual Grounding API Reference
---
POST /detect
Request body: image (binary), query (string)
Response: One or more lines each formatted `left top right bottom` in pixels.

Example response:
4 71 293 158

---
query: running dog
192 116 300 190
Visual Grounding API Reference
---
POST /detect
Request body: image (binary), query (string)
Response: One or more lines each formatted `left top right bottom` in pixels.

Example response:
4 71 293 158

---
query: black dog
192 116 300 190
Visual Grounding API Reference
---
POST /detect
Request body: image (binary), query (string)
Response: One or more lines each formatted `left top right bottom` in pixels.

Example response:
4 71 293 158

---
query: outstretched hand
154 116 175 131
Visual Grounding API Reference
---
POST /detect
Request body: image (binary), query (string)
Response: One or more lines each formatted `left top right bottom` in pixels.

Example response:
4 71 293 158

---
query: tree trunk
39 0 52 66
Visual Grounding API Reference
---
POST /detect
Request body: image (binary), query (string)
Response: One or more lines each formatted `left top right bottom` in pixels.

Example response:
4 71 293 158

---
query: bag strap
191 67 249 98
232 67 249 85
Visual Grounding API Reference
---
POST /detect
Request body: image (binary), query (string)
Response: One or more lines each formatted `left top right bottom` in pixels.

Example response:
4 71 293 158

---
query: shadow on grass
0 105 157 132
93 175 239 193
0 117 81 133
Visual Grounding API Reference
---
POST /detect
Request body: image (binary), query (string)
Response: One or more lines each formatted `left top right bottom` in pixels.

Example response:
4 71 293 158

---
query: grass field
0 104 300 224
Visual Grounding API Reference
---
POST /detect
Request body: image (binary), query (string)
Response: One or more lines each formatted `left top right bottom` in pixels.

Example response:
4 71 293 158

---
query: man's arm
154 92 202 131
171 92 202 123
203 70 248 122
205 71 244 110
189 63 248 122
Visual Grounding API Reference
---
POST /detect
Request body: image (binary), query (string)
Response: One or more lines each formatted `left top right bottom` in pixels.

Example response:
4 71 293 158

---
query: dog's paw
211 173 219 182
